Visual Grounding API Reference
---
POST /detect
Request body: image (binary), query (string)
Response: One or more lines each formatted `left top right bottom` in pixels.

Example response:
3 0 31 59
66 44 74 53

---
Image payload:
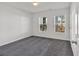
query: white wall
33 8 70 41
0 3 33 46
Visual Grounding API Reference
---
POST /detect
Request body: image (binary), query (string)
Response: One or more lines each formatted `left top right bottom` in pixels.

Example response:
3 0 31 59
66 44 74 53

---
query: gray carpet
0 36 73 56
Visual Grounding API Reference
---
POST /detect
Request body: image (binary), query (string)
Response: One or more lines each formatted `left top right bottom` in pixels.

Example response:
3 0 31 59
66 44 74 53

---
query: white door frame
70 2 78 56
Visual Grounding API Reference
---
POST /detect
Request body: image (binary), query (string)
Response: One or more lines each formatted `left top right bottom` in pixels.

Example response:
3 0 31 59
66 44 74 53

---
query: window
39 17 47 31
54 16 65 32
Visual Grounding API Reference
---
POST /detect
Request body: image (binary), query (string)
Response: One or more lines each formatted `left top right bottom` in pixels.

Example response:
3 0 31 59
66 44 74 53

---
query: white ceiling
3 2 71 13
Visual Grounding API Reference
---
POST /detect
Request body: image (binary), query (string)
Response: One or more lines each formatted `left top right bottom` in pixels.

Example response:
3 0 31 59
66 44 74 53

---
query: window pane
39 17 47 31
55 16 65 32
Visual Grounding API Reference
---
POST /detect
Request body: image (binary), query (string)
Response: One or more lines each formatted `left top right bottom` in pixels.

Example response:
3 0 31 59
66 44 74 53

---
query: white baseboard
33 35 70 41
0 32 32 46
0 33 70 46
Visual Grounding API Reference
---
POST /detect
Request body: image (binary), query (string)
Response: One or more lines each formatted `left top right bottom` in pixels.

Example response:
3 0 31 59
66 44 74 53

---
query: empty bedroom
0 2 79 56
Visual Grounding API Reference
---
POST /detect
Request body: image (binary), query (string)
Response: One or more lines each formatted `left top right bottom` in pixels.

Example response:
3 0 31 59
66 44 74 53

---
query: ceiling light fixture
33 2 38 6
32 0 39 6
